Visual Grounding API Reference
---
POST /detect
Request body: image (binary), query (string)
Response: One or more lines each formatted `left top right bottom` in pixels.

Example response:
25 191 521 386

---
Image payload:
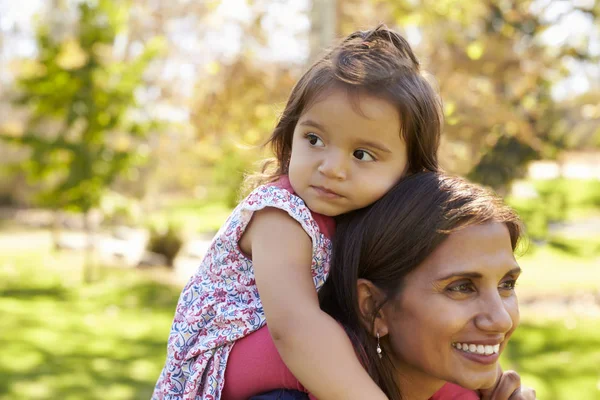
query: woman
319 172 530 399
244 172 534 400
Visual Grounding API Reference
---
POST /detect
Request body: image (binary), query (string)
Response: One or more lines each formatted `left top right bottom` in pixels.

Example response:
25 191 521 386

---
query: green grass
0 251 180 400
507 178 600 240
517 240 600 295
532 179 600 210
146 198 232 234
1 227 599 399
503 319 600 400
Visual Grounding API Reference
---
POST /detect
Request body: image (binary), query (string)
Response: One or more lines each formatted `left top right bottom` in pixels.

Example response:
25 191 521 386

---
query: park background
0 0 599 399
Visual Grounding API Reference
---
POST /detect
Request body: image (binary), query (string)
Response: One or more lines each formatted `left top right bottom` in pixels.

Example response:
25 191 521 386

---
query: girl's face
288 86 407 216
380 222 520 395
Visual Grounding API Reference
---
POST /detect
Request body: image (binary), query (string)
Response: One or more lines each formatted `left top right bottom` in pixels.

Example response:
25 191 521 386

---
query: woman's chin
451 371 498 392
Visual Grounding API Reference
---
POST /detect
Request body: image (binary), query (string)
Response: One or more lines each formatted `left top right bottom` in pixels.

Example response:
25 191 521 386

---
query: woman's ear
356 278 389 337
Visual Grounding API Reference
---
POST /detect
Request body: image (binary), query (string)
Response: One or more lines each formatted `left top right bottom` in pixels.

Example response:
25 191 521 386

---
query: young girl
153 25 462 400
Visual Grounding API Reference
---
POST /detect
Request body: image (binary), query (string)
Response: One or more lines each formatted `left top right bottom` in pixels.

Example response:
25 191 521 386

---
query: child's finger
506 386 537 400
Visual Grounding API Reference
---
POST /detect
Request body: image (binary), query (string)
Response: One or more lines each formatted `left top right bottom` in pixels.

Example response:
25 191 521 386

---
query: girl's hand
478 368 536 400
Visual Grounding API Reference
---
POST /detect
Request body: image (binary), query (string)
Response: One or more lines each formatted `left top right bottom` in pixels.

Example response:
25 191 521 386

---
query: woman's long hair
319 172 523 400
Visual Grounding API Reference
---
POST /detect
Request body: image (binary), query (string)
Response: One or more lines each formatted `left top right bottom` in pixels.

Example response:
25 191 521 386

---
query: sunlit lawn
517 237 600 295
147 198 232 234
502 319 600 400
1 228 599 399
0 247 179 400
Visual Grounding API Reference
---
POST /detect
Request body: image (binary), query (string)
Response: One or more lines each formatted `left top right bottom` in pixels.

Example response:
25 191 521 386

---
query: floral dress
153 177 333 400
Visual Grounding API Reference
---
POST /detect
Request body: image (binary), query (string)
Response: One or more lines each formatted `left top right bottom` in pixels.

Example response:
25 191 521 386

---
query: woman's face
381 222 521 392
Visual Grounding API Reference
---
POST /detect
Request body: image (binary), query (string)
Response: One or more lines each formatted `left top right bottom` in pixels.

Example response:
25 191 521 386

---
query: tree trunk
309 0 338 65
83 211 94 283
51 210 62 251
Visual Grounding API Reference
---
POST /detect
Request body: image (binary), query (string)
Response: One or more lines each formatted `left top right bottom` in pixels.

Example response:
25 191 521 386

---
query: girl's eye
447 282 476 293
499 279 517 291
305 133 324 147
353 149 375 161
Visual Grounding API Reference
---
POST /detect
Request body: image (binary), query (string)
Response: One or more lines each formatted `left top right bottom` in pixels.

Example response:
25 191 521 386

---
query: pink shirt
222 326 478 400
222 176 333 400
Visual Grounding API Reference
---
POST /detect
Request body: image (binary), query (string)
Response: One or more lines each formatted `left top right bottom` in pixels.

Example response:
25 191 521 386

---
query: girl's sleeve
234 184 331 290
430 383 479 399
236 184 321 243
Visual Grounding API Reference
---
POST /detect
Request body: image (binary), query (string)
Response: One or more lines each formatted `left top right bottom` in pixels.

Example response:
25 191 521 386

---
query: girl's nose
317 151 347 180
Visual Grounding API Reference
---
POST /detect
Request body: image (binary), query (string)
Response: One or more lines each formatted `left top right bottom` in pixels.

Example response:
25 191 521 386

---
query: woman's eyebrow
437 267 522 281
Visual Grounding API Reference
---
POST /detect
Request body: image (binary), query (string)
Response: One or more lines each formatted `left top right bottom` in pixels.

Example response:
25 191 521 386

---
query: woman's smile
452 342 502 365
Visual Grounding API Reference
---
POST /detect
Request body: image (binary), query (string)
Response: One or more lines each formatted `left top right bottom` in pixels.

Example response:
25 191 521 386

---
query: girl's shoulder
242 176 303 211
244 176 334 239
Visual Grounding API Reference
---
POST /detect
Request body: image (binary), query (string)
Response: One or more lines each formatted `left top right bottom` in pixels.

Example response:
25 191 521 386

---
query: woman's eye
499 279 517 291
448 282 475 293
305 133 324 147
353 149 375 161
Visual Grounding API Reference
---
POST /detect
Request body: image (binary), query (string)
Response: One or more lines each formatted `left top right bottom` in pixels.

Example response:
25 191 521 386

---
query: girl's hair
251 24 443 187
319 172 523 400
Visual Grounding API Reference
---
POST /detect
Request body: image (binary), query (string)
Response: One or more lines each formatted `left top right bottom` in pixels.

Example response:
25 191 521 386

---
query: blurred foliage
185 0 600 197
546 235 600 259
146 198 232 235
338 0 600 187
0 2 598 398
100 190 143 227
1 0 162 214
0 0 598 222
507 178 600 241
468 135 539 193
192 56 298 205
147 223 184 267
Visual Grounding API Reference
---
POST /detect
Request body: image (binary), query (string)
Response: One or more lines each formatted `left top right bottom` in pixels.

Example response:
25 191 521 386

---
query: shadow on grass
0 268 180 400
0 338 164 399
0 285 70 301
89 277 181 312
547 236 600 258
505 320 600 400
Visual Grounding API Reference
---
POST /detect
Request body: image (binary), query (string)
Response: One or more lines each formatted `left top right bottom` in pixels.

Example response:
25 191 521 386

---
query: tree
1 0 163 282
338 0 599 188
192 56 297 206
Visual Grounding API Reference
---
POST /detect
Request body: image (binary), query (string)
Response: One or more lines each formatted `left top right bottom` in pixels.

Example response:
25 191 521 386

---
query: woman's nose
474 293 516 334
318 150 347 180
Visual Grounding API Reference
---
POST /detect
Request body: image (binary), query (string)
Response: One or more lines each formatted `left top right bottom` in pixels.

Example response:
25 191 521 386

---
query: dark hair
319 172 523 400
252 24 443 186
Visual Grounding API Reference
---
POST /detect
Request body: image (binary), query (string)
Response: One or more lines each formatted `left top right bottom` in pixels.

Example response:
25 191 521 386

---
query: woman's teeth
452 343 500 355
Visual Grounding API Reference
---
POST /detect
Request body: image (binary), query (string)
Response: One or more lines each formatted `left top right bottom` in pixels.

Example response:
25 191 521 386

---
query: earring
376 332 383 359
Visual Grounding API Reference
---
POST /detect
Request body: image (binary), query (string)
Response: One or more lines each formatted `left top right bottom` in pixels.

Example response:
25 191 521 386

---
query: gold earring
376 332 383 359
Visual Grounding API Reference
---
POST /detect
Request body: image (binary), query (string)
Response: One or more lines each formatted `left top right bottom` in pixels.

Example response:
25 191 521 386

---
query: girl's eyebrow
299 119 391 153
436 266 522 282
299 119 327 132
356 139 392 153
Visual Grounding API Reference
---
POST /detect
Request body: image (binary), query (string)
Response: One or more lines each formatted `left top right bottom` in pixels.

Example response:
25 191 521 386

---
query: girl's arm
241 207 388 400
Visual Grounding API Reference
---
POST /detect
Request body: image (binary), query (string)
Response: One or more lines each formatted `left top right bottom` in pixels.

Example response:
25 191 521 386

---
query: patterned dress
153 177 333 400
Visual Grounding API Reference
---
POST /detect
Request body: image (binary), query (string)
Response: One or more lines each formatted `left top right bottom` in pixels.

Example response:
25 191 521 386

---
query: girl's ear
356 278 389 338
